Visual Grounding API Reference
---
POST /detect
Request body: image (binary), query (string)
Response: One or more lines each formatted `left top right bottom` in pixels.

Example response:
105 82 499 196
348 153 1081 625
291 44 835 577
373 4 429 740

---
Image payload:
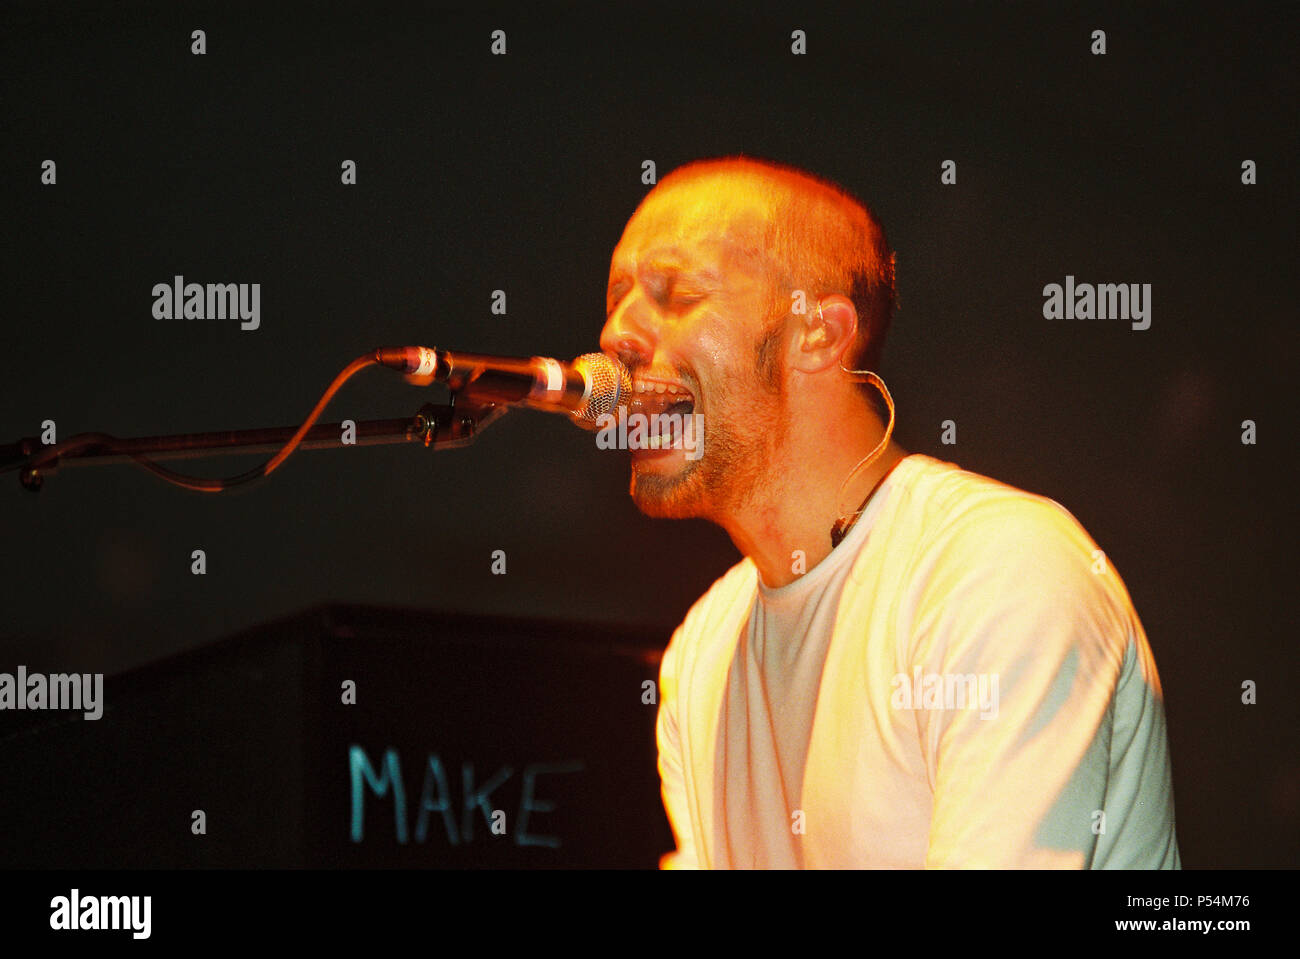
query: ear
789 295 858 374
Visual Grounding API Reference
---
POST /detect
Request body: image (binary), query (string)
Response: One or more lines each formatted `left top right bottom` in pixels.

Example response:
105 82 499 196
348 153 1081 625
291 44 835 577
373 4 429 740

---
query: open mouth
629 378 696 417
628 377 696 452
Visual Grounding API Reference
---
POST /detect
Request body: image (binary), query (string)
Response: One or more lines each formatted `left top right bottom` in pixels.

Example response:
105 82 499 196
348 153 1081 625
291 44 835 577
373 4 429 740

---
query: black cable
9 354 380 493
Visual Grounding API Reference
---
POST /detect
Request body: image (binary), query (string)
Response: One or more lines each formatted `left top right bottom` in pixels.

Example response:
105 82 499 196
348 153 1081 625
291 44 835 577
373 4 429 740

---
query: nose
599 296 655 371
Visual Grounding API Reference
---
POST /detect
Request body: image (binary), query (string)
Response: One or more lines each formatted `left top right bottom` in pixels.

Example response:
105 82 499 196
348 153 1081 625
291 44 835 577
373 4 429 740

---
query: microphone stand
0 397 509 492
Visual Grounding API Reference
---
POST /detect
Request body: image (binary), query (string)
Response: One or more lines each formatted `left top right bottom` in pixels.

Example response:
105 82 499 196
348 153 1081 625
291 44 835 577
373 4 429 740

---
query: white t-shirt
656 453 1181 868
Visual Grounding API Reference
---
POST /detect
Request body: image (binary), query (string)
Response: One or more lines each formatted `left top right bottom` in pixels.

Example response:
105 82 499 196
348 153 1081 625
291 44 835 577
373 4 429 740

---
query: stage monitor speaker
0 605 673 869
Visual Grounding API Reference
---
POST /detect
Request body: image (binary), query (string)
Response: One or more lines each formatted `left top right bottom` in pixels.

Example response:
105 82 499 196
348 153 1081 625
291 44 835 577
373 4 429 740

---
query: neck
718 406 908 589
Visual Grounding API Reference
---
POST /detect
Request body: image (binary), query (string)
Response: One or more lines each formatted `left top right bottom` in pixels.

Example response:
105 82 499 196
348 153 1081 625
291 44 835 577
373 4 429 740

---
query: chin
629 463 710 519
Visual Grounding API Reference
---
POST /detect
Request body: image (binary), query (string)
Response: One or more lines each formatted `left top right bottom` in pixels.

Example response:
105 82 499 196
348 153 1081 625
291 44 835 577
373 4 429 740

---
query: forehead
611 177 775 275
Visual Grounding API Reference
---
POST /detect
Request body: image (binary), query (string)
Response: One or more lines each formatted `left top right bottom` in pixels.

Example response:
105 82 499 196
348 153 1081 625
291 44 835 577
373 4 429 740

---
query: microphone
374 347 631 427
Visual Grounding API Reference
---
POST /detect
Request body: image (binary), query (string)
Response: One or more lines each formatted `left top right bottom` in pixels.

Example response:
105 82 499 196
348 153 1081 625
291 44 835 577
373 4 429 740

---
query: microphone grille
572 352 632 425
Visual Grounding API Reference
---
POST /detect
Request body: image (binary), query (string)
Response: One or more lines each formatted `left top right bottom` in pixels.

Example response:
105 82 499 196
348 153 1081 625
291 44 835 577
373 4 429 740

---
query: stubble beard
630 379 789 521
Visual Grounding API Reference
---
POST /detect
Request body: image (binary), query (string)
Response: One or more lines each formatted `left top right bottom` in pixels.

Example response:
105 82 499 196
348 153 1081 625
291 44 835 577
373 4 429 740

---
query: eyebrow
663 263 722 283
610 260 721 287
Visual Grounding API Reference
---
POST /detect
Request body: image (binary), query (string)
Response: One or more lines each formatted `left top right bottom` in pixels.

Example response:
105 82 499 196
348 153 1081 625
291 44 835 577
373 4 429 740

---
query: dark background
1 0 1295 867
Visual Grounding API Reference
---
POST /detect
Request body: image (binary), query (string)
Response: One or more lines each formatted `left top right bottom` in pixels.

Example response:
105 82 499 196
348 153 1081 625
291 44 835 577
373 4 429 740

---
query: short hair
654 156 897 376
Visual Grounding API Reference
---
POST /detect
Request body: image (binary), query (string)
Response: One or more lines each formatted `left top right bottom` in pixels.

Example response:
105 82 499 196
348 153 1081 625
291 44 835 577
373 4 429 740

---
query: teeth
633 380 692 401
636 416 682 451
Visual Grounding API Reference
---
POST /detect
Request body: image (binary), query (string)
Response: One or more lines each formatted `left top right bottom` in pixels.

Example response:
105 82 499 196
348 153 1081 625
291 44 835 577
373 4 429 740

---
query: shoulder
661 557 758 676
902 454 1108 579
899 456 1137 659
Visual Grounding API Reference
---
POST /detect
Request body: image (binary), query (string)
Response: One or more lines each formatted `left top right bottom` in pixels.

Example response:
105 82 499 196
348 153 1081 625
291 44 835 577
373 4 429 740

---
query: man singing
599 156 1180 868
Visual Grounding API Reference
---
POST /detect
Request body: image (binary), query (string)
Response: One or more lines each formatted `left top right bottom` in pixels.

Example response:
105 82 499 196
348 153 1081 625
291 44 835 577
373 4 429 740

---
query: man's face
599 179 792 520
